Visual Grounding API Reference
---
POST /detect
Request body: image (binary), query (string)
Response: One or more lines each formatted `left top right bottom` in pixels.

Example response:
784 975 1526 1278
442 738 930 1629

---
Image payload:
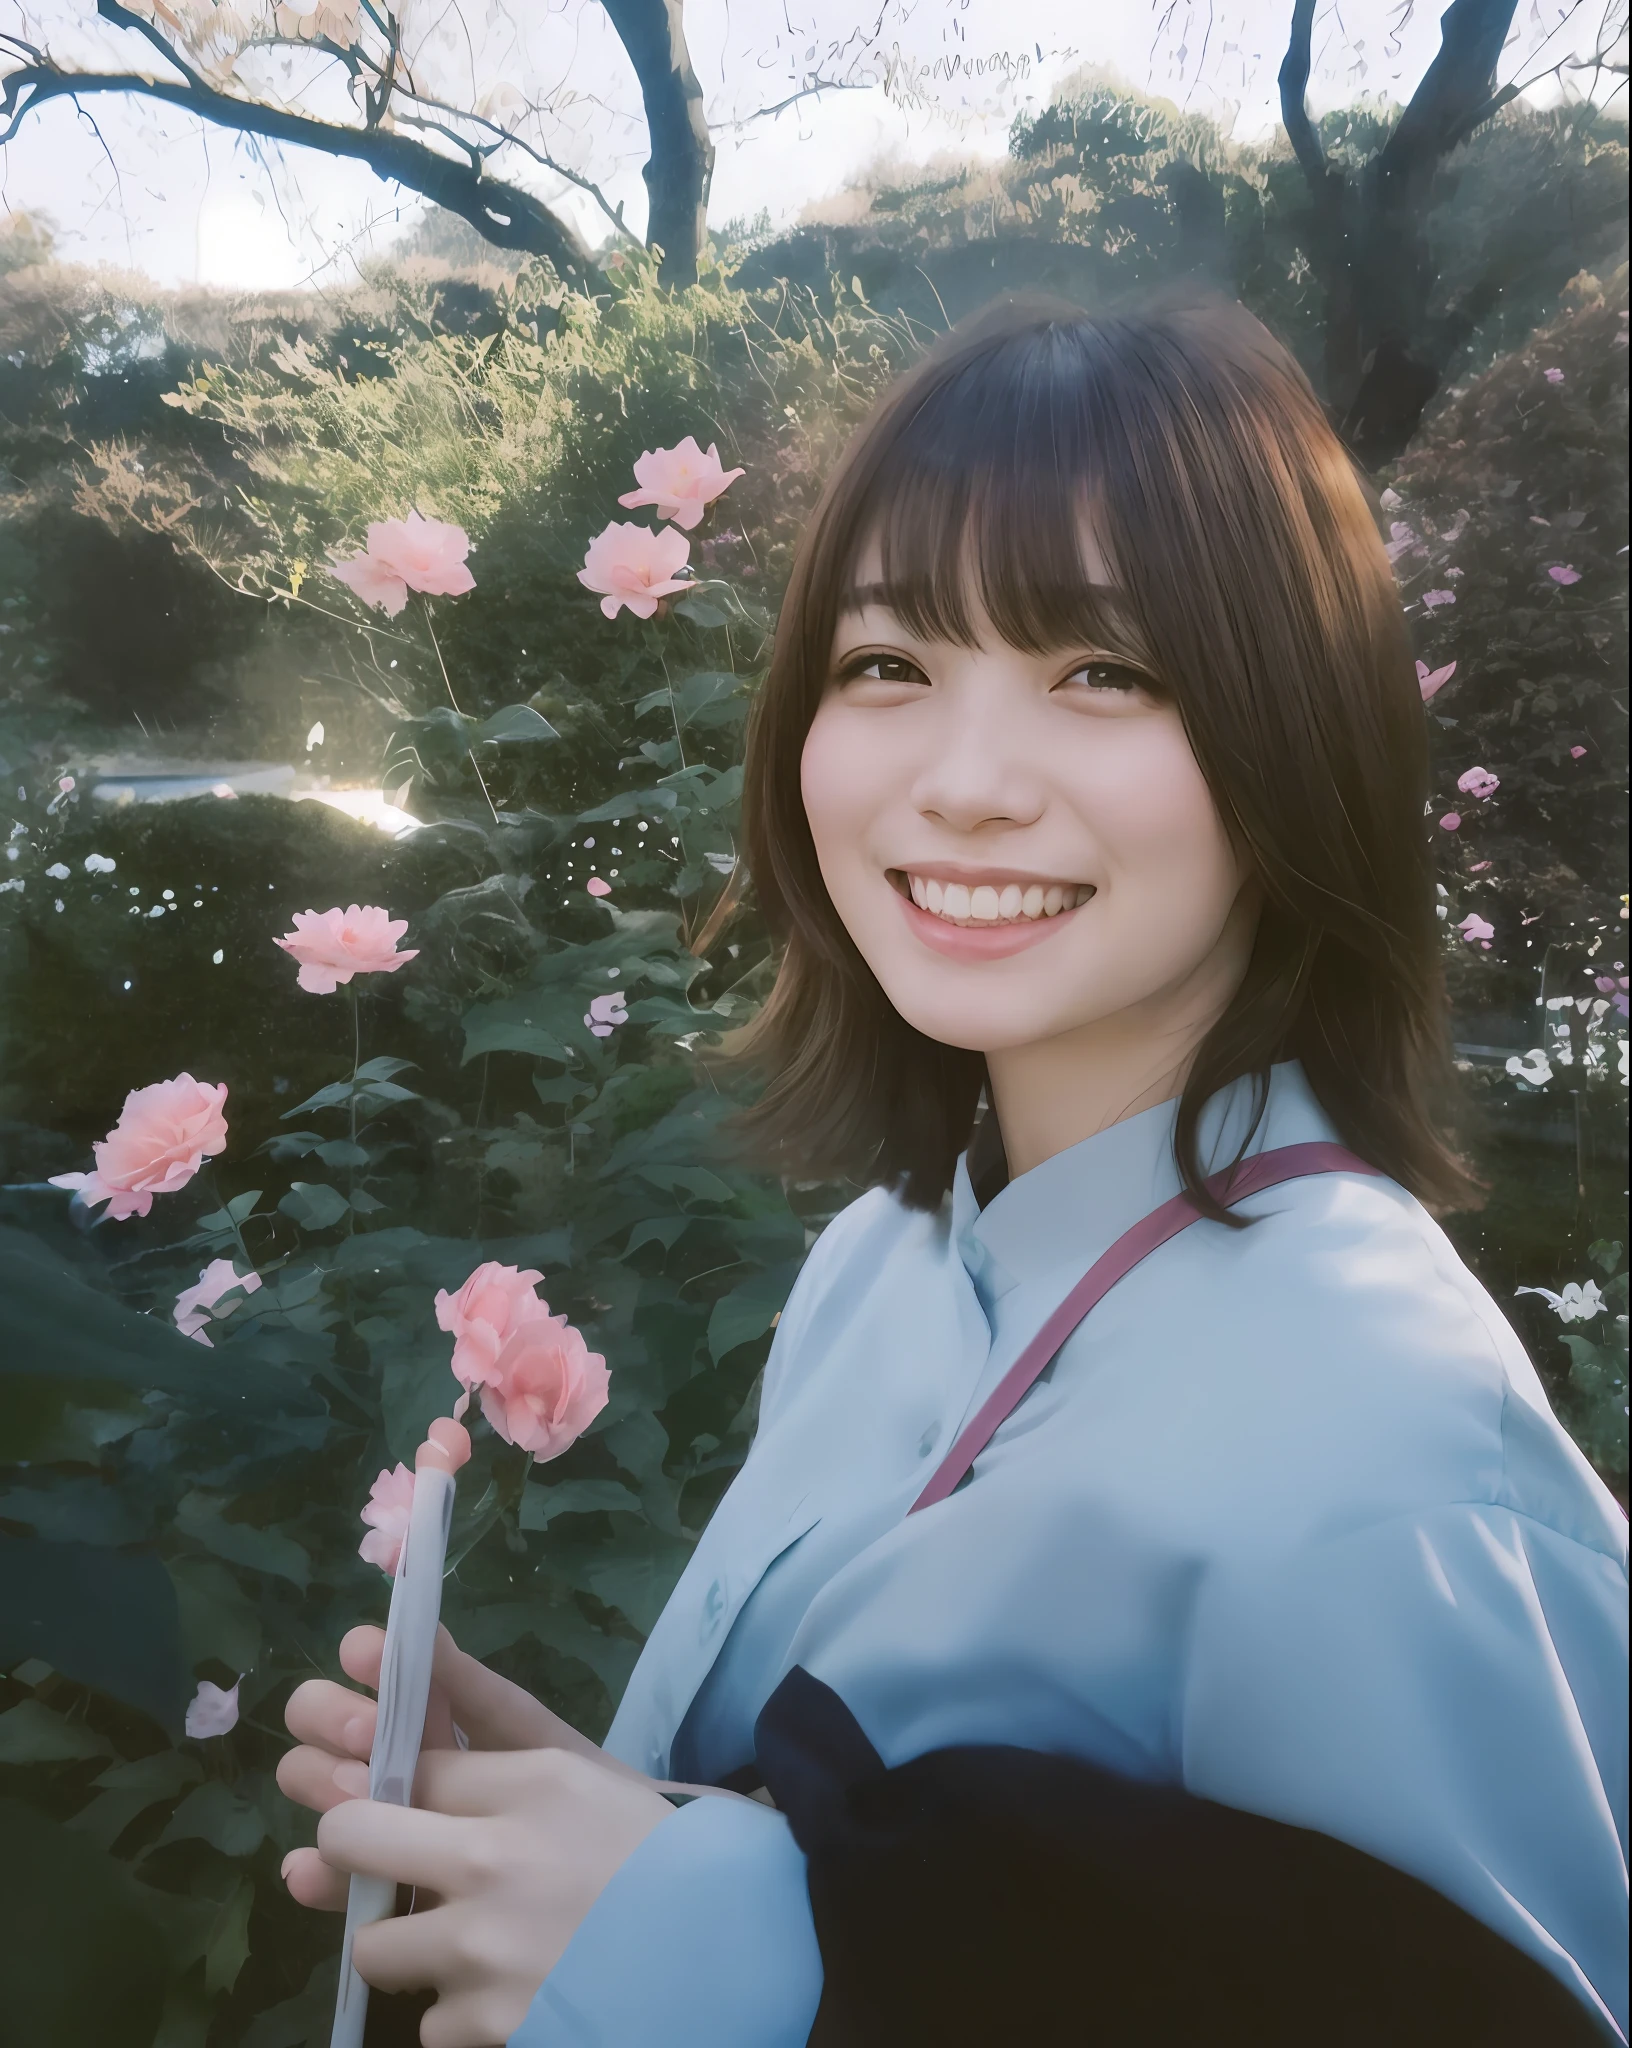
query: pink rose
50 1073 229 1220
1421 589 1456 609
274 904 418 995
174 1257 262 1346
1438 812 1462 832
436 1260 550 1385
473 1309 610 1461
577 521 693 620
1459 913 1495 945
1416 659 1456 702
1547 564 1581 585
330 511 476 616
617 437 745 530
185 1677 241 1738
1457 766 1500 801
358 1462 416 1576
586 876 612 898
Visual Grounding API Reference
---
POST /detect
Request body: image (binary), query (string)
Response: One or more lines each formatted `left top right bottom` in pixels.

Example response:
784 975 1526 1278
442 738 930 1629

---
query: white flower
83 853 116 874
45 862 69 879
1506 1049 1552 1087
1515 1281 1606 1324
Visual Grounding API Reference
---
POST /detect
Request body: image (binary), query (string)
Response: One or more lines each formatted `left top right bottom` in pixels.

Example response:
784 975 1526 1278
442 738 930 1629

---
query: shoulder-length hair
724 289 1475 1221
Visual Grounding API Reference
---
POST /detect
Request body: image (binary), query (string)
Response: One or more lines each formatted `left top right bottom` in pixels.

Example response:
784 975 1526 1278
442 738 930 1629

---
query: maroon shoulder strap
908 1141 1381 1515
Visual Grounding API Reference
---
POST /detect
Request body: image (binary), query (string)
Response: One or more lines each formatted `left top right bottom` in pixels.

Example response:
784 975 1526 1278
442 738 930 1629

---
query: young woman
279 294 1629 2048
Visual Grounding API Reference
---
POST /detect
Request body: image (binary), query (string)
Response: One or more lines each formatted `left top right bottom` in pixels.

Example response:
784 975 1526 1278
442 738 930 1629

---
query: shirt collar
949 1061 1341 1311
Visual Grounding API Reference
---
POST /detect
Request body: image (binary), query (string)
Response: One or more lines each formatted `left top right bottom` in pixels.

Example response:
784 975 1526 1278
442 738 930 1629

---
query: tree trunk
601 0 715 286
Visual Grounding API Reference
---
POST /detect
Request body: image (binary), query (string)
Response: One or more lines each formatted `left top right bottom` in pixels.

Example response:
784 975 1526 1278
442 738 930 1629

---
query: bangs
842 326 1154 672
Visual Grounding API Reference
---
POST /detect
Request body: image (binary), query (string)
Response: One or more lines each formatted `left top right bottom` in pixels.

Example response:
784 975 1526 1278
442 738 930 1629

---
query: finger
284 1677 378 1761
350 1901 458 1994
410 1744 606 1818
280 1844 351 1913
342 1624 458 1749
316 1797 491 1894
276 1744 371 1816
421 1988 534 2048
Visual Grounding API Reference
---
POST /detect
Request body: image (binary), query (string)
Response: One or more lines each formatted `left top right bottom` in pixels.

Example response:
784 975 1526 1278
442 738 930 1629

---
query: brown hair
725 289 1475 1221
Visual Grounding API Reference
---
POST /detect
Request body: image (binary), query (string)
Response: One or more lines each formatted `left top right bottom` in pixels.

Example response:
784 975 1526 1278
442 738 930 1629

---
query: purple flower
1422 589 1457 609
1547 565 1581 585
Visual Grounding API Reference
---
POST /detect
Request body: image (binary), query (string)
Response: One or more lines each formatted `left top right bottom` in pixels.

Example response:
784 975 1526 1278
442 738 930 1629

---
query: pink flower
1544 367 1564 384
617 437 745 530
330 511 476 616
1547 564 1581 585
472 1310 610 1461
358 1463 416 1576
436 1260 551 1387
185 1677 241 1738
1470 861 1492 873
1439 812 1462 832
435 1259 608 1459
1417 659 1456 702
50 1073 229 1221
57 775 74 793
1459 913 1495 945
1457 765 1500 800
274 904 418 994
1383 522 1419 564
1570 745 1588 758
1421 589 1456 609
577 521 693 620
584 991 627 1037
174 1257 262 1346
586 876 612 898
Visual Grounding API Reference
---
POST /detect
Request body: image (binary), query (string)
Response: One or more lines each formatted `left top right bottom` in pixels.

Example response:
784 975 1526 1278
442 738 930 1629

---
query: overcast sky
0 0 1622 291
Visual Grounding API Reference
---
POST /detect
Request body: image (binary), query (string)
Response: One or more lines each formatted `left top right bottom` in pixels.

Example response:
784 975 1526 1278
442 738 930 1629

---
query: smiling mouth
889 870 1096 928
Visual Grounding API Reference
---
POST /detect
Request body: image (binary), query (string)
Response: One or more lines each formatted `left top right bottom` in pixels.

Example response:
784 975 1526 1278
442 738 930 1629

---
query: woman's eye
840 654 926 686
1061 661 1147 694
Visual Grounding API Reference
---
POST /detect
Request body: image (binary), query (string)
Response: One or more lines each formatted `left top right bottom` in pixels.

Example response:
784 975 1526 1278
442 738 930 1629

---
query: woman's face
800 535 1258 1063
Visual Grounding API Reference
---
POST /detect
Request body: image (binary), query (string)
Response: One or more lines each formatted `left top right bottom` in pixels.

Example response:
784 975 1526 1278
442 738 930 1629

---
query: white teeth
969 885 1002 922
904 873 1094 926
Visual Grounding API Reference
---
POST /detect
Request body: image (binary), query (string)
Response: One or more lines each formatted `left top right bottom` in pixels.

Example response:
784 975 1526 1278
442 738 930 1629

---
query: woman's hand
278 1623 762 2046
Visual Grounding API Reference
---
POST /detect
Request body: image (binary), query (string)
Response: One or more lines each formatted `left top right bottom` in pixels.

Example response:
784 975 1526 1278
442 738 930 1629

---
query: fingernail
281 1851 298 1881
333 1760 370 1798
343 1716 372 1754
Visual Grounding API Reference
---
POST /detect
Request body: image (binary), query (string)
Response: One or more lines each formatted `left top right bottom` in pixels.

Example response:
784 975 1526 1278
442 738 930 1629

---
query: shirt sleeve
506 1793 824 2048
1180 1501 1629 2044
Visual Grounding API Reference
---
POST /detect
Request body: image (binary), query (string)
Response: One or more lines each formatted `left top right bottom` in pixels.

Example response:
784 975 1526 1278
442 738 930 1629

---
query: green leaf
355 1056 418 1083
69 1751 203 1853
625 1215 691 1255
168 1558 262 1672
673 593 729 628
708 1260 800 1363
519 1479 643 1531
0 1535 189 1734
197 1190 262 1230
0 1697 113 1762
316 1138 370 1167
605 1409 668 1485
456 1600 640 1697
154 1780 268 1859
462 993 574 1065
582 1526 695 1634
0 1800 167 2045
631 1163 736 1204
278 1181 351 1231
1587 1239 1625 1275
204 1876 256 1996
175 1494 311 1590
241 1956 340 2048
349 1188 386 1215
576 788 678 824
478 703 561 743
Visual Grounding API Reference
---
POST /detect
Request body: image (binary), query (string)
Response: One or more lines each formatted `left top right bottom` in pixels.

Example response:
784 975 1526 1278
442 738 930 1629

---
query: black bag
753 1664 1606 2048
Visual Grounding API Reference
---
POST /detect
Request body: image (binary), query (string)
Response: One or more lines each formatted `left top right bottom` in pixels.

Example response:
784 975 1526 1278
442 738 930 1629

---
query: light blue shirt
512 1062 1629 2046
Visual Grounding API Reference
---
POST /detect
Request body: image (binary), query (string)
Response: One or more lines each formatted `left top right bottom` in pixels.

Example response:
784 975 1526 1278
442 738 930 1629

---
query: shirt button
918 1425 940 1459
700 1578 727 1643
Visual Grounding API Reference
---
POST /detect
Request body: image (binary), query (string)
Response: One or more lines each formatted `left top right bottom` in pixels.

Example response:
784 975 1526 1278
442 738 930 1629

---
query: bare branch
0 60 601 283
1380 0 1520 180
713 76 868 131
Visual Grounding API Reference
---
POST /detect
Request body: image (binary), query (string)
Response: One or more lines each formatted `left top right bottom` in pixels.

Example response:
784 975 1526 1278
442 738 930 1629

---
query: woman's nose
908 704 1047 833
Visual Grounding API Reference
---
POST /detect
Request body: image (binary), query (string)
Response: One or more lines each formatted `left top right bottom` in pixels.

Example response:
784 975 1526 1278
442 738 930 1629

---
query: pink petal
586 877 612 897
1439 813 1461 832
1547 565 1581 585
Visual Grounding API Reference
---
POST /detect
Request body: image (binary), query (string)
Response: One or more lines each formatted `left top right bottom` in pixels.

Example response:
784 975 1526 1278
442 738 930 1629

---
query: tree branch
1379 0 1520 182
1277 0 1326 185
0 59 602 286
